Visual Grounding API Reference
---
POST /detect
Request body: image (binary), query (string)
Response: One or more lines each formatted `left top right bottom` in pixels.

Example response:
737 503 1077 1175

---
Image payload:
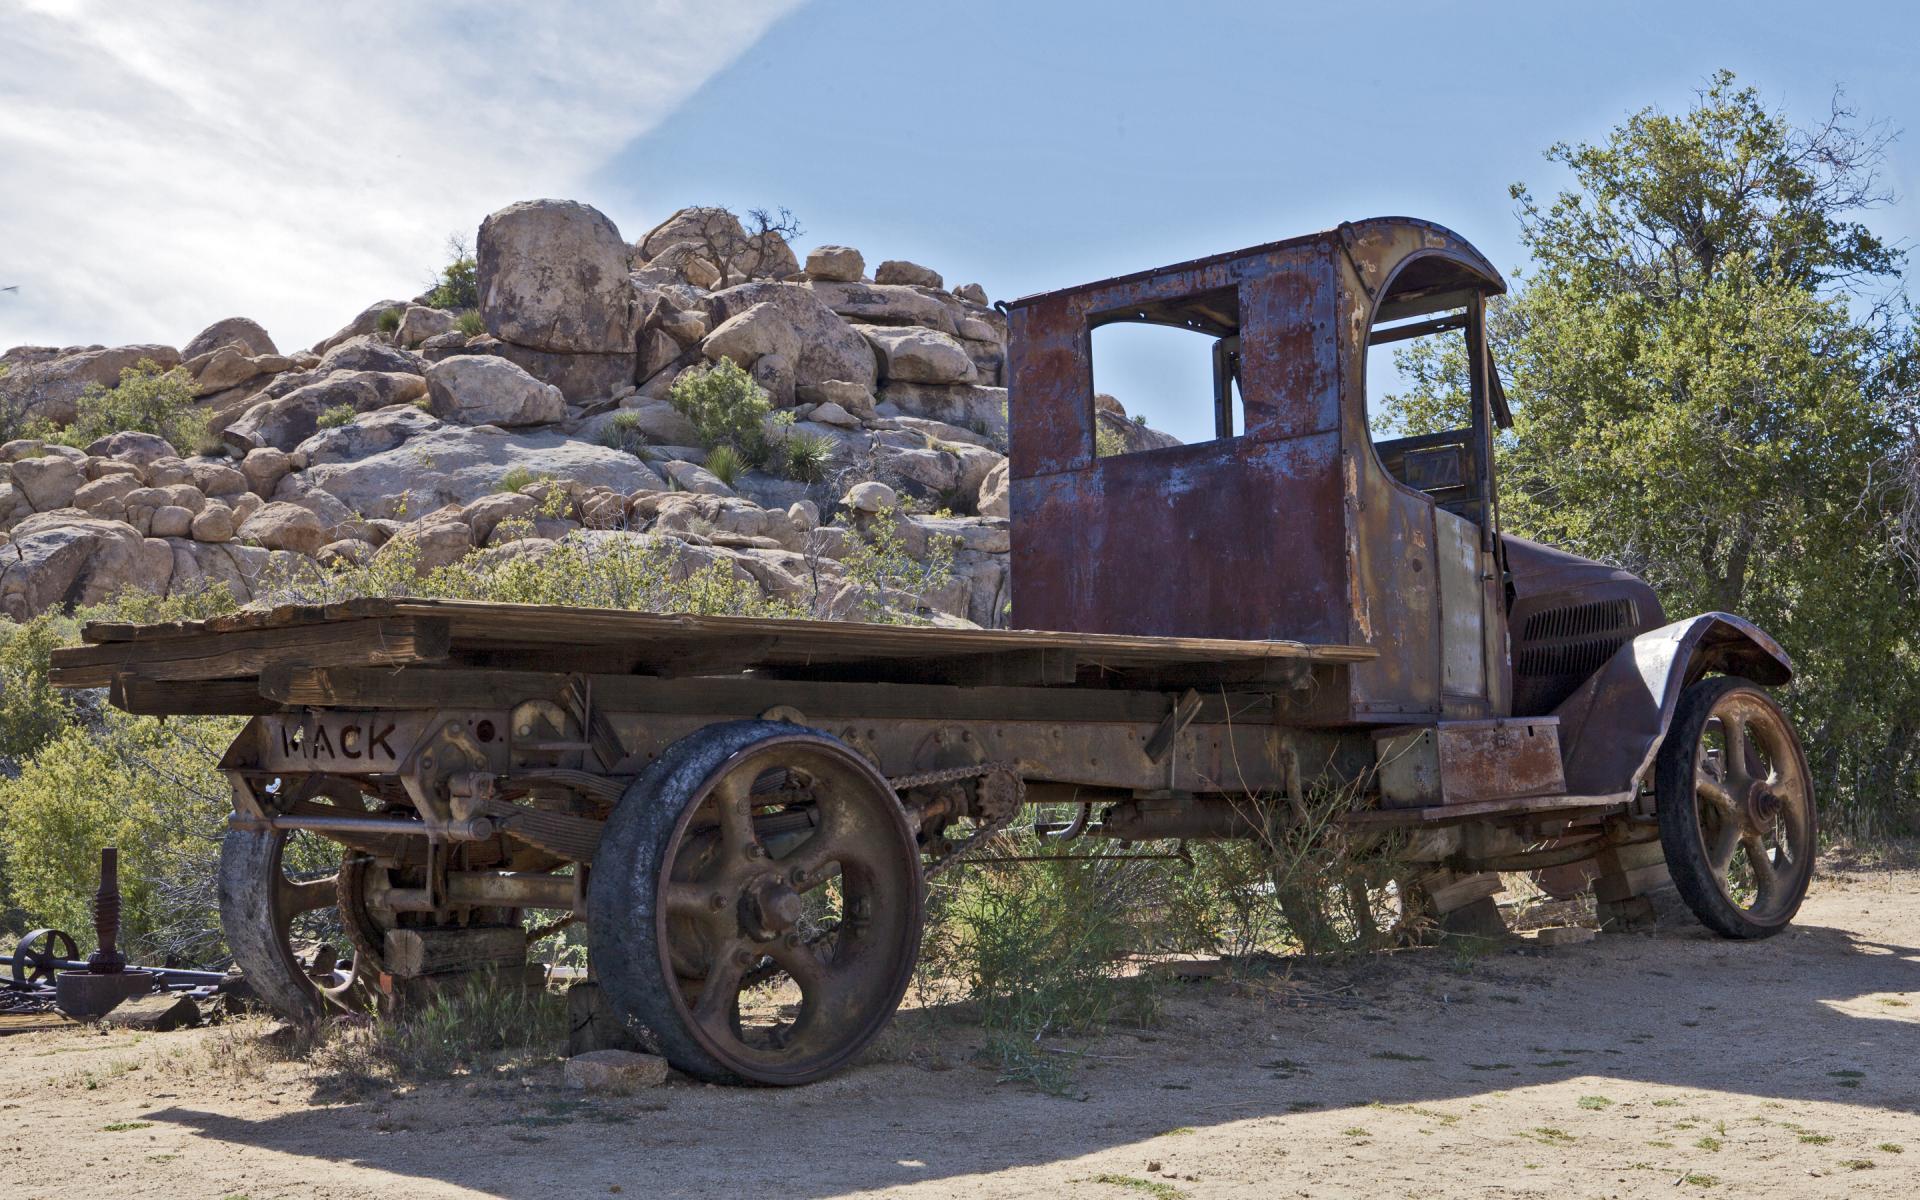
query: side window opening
1087 286 1242 457
1366 293 1491 524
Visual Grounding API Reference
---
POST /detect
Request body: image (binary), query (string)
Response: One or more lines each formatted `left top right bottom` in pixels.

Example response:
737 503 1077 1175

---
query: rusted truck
50 217 1814 1085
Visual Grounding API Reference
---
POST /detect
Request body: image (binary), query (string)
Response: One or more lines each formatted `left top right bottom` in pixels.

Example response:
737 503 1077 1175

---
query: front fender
1552 613 1793 797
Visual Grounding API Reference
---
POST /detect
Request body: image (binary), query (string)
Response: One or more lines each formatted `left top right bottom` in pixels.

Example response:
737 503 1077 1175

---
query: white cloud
0 0 798 352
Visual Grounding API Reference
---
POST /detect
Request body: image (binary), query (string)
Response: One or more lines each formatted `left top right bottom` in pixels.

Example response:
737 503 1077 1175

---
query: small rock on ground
563 1048 669 1092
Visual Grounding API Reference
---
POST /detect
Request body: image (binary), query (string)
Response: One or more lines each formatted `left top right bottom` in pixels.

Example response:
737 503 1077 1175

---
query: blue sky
6 1 1916 440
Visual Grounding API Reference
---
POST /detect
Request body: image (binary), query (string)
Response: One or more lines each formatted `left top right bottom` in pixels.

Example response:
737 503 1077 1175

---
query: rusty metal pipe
1099 797 1266 841
232 814 496 841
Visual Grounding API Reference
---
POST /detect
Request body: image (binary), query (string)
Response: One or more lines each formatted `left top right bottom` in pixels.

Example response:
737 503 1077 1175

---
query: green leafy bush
0 616 75 762
423 234 478 311
0 710 240 963
375 307 402 334
49 360 209 452
317 403 357 429
834 505 957 623
668 359 770 460
456 310 485 337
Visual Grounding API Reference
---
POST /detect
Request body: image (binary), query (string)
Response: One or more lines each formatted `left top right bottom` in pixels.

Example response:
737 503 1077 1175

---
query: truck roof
1005 215 1506 310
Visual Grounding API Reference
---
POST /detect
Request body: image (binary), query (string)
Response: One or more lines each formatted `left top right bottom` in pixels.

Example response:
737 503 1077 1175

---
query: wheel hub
1743 779 1780 832
739 876 804 941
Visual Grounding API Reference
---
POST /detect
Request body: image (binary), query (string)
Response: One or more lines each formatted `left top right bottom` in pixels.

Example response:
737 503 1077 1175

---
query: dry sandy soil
4 867 1918 1200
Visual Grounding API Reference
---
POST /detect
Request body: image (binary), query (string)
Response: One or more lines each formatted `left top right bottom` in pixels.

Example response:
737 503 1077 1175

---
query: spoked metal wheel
589 721 924 1085
218 826 364 1021
1656 676 1816 939
218 780 399 1021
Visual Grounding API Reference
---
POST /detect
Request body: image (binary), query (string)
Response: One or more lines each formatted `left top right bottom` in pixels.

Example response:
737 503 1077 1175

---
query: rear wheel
1655 677 1815 939
588 721 924 1085
218 827 363 1021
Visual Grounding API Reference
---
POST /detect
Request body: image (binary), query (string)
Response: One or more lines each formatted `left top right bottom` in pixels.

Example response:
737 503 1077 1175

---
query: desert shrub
1094 424 1127 459
317 403 356 429
0 710 240 963
498 466 551 494
0 616 76 763
920 850 1165 1093
703 443 743 486
668 358 770 458
594 410 649 458
422 234 478 312
428 531 795 616
782 430 834 483
375 307 402 334
830 505 957 623
456 310 485 337
48 359 208 451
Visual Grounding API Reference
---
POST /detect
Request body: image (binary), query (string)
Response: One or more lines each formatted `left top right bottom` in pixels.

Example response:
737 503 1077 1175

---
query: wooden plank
384 926 528 978
262 665 1277 726
110 674 280 715
761 647 1083 687
52 617 452 689
79 598 1379 672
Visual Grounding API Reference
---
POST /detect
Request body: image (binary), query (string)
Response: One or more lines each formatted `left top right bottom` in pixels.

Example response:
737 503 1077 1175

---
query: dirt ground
4 867 1918 1200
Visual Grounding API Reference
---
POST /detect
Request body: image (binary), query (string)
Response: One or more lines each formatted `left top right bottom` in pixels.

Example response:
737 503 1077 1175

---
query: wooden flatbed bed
51 597 1377 703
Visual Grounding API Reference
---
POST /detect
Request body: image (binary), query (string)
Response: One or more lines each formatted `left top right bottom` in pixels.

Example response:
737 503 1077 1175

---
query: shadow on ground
136 896 1920 1198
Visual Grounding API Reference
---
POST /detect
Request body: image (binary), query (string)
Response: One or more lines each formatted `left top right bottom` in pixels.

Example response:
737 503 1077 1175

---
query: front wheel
1655 676 1816 939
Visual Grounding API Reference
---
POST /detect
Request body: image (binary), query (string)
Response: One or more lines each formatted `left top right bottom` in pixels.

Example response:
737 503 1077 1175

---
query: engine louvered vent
1520 597 1638 643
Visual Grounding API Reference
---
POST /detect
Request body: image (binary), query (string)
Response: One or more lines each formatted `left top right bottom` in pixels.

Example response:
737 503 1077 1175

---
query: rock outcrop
0 199 1187 630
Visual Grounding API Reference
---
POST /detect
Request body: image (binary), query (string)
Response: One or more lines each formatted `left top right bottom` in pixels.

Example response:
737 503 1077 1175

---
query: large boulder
803 245 865 283
10 455 86 511
285 420 667 519
310 299 408 355
876 382 1008 439
477 200 636 354
397 306 458 347
856 325 978 385
484 339 635 404
637 207 798 283
0 513 174 620
183 317 276 360
610 396 701 445
186 344 288 396
706 282 876 394
223 371 428 452
874 260 943 289
631 240 722 290
976 458 1010 518
238 501 327 555
316 335 426 377
804 281 962 336
425 356 565 427
700 302 800 370
1 344 182 425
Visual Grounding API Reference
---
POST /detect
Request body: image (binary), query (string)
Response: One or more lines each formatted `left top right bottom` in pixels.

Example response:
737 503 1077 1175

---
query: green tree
1383 72 1920 836
423 233 478 311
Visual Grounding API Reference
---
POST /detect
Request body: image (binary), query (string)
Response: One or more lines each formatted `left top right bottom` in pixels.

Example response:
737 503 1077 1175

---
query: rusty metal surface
1374 718 1566 808
1007 217 1511 724
1552 613 1794 796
